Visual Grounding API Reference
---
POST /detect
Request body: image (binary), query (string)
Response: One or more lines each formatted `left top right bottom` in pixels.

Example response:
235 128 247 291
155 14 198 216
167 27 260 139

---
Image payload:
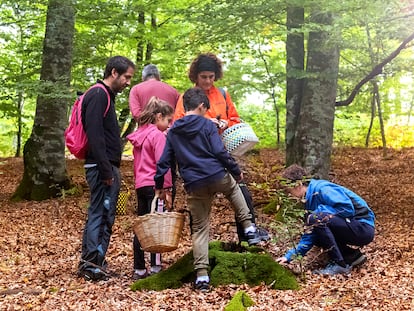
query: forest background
1 1 414 309
1 0 414 159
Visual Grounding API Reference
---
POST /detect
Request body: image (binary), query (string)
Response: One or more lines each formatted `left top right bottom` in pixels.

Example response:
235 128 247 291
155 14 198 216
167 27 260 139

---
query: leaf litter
0 148 413 310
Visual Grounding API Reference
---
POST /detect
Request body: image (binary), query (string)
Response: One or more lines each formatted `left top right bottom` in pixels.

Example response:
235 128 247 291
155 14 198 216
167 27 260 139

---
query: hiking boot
194 280 210 293
344 250 367 268
313 262 351 275
246 227 270 245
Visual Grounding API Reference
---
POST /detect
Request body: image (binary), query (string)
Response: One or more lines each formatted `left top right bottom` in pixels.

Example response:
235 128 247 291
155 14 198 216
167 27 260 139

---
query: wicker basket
116 181 130 215
133 196 185 253
221 122 259 157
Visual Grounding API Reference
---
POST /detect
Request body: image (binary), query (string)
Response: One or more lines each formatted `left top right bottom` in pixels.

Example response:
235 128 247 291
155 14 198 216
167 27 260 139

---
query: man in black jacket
78 56 135 281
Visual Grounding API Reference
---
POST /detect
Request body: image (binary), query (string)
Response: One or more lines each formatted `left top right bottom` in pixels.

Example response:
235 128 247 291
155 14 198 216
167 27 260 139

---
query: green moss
131 241 299 291
130 251 195 291
224 291 255 311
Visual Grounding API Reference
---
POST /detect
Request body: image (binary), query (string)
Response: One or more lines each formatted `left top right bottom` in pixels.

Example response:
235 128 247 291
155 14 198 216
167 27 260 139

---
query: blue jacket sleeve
284 232 314 262
154 134 175 189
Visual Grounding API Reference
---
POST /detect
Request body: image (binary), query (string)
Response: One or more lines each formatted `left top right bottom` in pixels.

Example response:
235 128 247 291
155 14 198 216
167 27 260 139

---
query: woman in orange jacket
174 52 269 244
174 54 239 133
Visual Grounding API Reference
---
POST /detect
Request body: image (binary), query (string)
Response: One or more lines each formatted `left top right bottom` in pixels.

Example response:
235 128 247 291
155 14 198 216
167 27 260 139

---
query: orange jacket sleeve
173 94 185 121
221 90 240 128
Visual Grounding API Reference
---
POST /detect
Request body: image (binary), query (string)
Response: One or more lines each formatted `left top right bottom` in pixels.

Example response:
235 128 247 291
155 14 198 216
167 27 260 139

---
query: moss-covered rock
131 241 299 291
224 291 255 311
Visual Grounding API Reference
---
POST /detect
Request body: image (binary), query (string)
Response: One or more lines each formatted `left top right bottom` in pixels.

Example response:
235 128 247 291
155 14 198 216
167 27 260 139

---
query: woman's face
195 71 215 91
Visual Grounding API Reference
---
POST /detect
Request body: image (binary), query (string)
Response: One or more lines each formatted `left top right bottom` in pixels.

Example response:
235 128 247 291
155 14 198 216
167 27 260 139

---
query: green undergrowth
130 241 298 291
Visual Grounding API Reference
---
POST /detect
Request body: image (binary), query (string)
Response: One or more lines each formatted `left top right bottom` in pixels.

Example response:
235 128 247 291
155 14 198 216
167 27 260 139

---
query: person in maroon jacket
129 64 179 121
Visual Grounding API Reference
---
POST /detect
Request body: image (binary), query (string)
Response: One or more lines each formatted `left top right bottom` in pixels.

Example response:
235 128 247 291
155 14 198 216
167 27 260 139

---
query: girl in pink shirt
127 97 174 280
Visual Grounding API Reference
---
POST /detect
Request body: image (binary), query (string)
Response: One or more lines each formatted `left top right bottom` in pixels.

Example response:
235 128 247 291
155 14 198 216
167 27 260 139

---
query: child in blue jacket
276 164 375 275
154 87 266 292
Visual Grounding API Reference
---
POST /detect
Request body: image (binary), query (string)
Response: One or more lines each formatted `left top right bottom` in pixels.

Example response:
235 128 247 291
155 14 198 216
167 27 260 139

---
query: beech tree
13 0 75 200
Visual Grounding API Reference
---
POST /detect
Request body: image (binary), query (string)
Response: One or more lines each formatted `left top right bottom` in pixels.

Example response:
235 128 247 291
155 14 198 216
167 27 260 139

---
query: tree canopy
1 0 414 159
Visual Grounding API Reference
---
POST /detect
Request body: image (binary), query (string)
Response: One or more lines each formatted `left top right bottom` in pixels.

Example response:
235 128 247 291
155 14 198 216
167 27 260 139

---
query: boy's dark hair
183 87 210 112
103 55 135 79
282 164 311 185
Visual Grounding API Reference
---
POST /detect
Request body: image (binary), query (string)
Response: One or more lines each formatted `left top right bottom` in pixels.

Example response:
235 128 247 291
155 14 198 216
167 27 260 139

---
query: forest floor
0 147 413 311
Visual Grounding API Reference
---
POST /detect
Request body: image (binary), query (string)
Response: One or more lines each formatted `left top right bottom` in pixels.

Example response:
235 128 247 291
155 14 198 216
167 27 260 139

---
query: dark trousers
235 182 256 241
80 165 120 269
133 186 163 270
307 212 375 262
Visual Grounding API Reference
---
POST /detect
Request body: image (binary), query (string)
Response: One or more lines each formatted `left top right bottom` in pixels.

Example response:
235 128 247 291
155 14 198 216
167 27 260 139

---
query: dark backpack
64 84 110 159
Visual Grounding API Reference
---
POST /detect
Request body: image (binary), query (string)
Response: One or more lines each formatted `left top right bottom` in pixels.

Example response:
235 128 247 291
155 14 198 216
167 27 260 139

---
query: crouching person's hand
276 256 289 265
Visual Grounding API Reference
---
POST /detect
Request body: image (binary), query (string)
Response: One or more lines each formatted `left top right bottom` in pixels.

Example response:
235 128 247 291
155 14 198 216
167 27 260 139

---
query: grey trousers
187 172 253 274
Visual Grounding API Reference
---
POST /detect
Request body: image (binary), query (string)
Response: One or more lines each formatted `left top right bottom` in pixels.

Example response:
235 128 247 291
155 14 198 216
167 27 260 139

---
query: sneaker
194 280 210 293
78 267 109 281
150 265 162 275
313 262 352 275
240 226 270 243
344 250 367 268
351 253 367 267
256 227 270 241
246 227 270 245
132 269 148 281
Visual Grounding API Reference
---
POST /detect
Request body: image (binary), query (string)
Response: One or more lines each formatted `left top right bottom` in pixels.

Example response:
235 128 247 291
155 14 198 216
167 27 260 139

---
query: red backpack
64 84 111 159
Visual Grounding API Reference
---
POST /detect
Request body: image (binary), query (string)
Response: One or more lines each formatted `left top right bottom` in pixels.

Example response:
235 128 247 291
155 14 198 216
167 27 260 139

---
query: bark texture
285 6 304 166
13 0 75 200
294 11 340 178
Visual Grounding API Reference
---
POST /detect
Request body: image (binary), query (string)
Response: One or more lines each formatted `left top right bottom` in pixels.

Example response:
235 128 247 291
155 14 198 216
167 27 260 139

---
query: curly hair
188 53 223 83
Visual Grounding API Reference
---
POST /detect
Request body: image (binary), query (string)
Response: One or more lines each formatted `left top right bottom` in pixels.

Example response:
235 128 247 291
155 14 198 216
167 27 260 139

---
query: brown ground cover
0 147 413 310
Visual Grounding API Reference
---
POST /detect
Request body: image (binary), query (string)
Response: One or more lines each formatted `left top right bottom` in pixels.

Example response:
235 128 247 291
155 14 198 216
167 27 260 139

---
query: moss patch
224 291 255 311
131 241 298 291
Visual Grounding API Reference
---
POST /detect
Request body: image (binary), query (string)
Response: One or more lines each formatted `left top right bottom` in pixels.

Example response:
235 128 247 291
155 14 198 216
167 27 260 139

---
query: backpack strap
89 83 111 117
218 87 229 117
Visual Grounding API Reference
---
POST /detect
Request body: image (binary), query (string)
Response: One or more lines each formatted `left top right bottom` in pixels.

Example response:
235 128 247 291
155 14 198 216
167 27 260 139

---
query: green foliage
224 291 255 311
131 241 299 291
266 190 305 245
2 0 414 157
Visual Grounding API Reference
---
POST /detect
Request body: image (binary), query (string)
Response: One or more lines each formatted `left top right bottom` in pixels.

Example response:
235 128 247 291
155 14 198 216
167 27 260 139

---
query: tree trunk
285 5 304 165
373 82 387 157
365 88 376 147
12 0 75 201
293 11 340 178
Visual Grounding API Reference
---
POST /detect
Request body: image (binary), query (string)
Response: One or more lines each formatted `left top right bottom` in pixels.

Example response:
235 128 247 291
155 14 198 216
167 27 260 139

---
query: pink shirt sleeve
129 86 142 120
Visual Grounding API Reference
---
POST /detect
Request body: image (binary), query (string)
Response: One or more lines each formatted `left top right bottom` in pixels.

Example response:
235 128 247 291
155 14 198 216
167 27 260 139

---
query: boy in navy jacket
154 87 266 291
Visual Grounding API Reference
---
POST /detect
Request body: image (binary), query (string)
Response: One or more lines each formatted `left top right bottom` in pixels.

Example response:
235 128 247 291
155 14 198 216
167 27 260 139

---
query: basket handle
150 195 159 214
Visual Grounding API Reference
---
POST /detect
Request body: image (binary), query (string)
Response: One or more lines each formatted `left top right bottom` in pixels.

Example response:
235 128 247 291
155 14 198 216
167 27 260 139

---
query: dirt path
0 148 413 310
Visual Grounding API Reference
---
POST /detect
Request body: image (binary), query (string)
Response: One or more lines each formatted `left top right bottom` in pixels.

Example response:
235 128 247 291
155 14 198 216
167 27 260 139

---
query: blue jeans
79 165 120 269
307 212 375 263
